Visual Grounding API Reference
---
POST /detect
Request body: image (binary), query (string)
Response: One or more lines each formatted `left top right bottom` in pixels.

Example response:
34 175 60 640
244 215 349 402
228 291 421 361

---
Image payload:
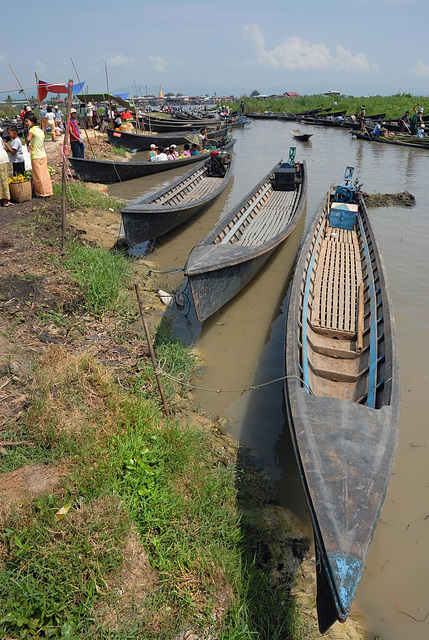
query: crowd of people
0 109 54 206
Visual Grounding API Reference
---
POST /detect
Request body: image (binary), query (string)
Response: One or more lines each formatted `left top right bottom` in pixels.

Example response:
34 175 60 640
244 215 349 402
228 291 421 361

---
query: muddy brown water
109 120 429 639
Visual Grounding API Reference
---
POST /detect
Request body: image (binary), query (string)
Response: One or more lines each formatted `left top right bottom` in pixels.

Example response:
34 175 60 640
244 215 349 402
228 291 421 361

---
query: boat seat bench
311 227 362 334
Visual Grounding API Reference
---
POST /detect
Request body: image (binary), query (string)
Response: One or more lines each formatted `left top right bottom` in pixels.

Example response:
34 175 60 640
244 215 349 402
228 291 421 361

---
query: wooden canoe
121 150 235 246
291 129 313 141
185 157 307 322
284 176 400 632
106 125 228 151
353 131 429 149
68 140 235 183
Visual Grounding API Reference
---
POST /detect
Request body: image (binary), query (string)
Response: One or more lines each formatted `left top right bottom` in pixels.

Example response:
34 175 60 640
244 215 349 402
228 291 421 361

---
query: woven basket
9 180 32 203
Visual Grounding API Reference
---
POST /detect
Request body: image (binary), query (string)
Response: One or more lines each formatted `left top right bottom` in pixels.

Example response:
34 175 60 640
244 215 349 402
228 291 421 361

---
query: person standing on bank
3 126 25 175
0 136 12 206
24 114 53 198
69 108 85 158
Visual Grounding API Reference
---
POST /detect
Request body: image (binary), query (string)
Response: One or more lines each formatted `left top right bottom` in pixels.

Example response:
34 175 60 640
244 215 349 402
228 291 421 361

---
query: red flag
37 80 85 101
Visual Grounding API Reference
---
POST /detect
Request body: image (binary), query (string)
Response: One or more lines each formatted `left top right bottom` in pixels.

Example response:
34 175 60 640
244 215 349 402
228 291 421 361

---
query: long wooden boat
106 125 228 151
284 168 400 633
291 129 313 141
353 130 429 149
121 150 235 246
185 151 307 322
68 140 235 183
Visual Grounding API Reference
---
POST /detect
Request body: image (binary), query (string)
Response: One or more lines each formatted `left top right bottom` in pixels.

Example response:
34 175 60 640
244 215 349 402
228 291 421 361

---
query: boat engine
273 146 297 191
334 166 355 203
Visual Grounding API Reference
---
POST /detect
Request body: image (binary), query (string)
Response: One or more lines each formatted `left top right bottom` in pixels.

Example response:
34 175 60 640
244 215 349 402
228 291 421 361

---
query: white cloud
413 60 429 77
148 55 167 73
35 61 47 76
106 54 134 67
87 66 100 73
242 25 378 72
0 53 5 63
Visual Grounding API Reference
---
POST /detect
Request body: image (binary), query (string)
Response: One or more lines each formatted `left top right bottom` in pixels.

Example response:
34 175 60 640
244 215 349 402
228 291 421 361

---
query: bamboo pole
105 62 114 129
134 283 170 416
128 86 140 132
35 71 41 126
61 79 74 249
9 65 31 107
356 281 365 352
70 58 96 158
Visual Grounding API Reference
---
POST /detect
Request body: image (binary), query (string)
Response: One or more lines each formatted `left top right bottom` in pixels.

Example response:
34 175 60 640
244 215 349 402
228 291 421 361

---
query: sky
0 0 428 99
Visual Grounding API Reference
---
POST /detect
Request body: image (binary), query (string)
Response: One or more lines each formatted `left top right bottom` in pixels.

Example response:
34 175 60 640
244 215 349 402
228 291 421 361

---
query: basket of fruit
8 172 32 203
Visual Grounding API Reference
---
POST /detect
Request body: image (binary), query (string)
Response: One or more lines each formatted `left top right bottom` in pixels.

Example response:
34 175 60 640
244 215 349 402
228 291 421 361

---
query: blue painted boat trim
302 213 327 391
327 552 364 615
358 214 377 408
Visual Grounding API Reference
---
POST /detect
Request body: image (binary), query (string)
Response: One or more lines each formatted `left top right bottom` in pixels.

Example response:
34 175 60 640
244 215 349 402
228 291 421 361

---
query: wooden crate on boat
329 202 358 230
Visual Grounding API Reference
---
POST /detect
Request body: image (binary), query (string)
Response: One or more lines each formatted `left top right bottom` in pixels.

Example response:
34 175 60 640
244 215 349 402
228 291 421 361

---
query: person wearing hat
359 105 366 132
148 143 158 161
417 123 426 138
86 101 94 129
54 105 64 132
69 108 85 158
410 104 424 135
170 144 179 158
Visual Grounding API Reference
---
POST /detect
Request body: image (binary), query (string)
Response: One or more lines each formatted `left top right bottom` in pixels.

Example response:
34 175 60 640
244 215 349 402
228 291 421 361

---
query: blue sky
1 0 428 98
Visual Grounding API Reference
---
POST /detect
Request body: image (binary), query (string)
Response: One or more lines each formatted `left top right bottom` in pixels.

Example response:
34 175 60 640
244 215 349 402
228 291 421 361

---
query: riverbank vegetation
235 93 428 119
0 144 363 639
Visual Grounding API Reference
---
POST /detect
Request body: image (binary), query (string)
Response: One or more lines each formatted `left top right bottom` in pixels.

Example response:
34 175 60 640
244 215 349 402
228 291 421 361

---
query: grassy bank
235 92 428 119
0 187 320 640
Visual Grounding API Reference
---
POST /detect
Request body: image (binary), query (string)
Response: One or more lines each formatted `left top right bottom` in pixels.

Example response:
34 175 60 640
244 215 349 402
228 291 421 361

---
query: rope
153 358 313 395
147 267 185 276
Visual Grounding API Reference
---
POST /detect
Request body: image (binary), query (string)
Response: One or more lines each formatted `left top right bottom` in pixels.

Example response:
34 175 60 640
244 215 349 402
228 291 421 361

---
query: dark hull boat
291 129 313 141
68 140 235 183
106 126 228 151
185 151 307 322
121 150 234 246
354 131 429 149
283 168 400 632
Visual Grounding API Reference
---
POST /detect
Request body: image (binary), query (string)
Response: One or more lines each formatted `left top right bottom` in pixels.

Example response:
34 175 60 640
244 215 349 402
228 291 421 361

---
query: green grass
52 181 125 213
57 242 133 318
0 337 309 640
234 92 429 119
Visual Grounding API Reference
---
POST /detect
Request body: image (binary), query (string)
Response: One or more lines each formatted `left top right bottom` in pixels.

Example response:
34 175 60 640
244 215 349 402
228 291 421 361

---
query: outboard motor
207 152 226 177
273 146 297 191
334 166 355 203
330 166 359 230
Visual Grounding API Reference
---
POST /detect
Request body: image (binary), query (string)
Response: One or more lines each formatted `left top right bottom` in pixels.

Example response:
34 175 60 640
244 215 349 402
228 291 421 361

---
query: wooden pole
105 62 114 129
134 283 170 416
128 86 140 132
70 58 96 158
9 65 31 107
61 79 74 249
35 71 41 126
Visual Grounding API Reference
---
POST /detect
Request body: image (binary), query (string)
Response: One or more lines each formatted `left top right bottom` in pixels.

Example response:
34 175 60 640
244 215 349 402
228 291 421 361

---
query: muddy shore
0 129 365 640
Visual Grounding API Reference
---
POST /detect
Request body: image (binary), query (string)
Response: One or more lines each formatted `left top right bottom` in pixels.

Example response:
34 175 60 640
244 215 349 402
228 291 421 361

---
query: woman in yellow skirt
25 114 53 197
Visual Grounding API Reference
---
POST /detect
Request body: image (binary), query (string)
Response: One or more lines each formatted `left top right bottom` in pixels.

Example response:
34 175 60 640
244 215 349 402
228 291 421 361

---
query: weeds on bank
56 242 133 318
0 341 307 639
52 181 125 213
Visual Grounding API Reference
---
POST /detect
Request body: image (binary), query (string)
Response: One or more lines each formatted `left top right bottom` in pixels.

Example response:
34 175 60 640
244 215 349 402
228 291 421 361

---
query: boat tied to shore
185 148 307 322
121 148 234 246
284 167 400 632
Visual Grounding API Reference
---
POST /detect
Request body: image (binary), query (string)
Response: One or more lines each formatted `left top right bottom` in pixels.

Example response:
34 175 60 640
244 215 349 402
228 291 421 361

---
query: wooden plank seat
311 227 362 334
154 176 220 206
237 191 298 246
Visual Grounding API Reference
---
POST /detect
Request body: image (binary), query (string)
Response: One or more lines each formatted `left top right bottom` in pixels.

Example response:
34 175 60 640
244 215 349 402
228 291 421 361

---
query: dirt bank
0 133 366 640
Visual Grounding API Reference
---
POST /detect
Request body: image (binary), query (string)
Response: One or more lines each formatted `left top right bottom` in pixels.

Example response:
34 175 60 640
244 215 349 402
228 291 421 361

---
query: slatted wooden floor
153 175 221 207
237 190 297 246
311 227 362 333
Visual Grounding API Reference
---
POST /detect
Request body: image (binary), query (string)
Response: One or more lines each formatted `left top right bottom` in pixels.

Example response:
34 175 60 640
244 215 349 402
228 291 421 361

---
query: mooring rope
154 359 313 395
147 267 185 276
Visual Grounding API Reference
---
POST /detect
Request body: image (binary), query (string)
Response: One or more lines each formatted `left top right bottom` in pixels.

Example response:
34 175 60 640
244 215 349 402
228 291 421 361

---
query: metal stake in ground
134 283 170 416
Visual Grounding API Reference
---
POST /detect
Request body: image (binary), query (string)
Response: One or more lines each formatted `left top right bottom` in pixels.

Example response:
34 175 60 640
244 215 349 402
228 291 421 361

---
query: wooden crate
9 180 32 203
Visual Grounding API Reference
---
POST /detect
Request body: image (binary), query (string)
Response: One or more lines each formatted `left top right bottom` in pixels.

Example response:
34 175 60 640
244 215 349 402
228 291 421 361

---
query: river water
109 120 429 640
